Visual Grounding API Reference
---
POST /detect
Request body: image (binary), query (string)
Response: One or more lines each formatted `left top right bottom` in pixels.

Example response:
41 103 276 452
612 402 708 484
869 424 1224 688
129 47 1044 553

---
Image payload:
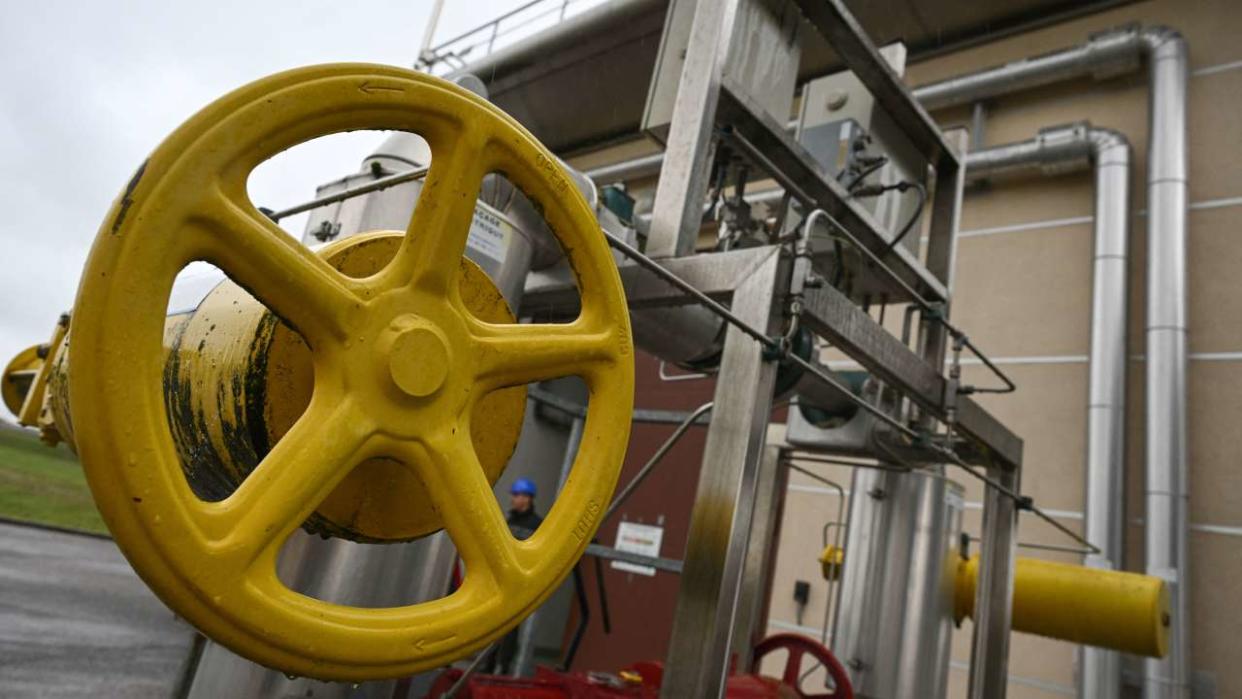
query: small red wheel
752 633 853 699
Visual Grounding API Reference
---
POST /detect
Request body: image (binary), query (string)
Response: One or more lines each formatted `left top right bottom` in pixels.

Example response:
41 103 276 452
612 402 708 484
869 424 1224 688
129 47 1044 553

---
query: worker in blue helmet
506 477 543 541
486 477 545 676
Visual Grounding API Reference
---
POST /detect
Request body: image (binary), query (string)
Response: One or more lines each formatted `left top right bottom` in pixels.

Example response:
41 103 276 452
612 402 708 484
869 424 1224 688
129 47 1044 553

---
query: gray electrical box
642 0 802 145
794 43 928 258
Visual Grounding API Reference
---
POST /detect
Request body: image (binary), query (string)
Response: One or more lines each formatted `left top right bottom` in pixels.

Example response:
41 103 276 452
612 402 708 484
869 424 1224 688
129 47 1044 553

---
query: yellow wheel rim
69 64 633 681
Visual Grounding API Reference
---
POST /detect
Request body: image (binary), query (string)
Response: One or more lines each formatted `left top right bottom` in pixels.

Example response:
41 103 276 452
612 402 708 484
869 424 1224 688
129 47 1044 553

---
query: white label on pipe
467 207 512 264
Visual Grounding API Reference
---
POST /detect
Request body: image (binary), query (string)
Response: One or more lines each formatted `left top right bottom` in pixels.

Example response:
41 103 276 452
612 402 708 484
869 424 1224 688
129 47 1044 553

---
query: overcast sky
0 0 596 413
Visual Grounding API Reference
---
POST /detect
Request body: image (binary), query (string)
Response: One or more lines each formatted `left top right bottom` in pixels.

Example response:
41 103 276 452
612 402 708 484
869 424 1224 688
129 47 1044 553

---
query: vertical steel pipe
964 123 1133 699
1140 27 1191 699
1083 127 1133 699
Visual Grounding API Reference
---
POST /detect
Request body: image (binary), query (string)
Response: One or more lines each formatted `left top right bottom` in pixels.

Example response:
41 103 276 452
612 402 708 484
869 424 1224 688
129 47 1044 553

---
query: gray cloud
0 0 523 414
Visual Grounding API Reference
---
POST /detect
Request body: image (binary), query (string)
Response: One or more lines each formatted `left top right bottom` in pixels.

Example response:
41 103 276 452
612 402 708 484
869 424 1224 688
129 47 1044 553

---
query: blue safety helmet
510 478 537 497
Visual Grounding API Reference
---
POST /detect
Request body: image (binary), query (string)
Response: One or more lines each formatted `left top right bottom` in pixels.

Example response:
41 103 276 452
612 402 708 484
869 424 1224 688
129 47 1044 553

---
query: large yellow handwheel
69 65 633 681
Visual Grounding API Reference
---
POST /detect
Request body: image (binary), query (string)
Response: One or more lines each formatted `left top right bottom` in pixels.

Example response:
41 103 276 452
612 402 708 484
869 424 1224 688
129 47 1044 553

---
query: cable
842 156 888 192
884 181 926 254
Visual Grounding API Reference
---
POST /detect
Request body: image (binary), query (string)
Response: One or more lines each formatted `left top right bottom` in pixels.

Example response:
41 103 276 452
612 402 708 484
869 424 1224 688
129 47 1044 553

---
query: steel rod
441 640 496 698
965 535 1094 557
604 402 714 522
268 166 429 222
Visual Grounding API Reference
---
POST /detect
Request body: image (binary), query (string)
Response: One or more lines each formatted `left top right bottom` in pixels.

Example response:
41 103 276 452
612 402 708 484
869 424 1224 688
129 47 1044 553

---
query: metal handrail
420 0 591 73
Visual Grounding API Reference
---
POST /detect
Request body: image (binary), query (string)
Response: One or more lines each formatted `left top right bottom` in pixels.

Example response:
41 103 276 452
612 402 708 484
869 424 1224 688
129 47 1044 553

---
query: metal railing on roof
417 0 605 73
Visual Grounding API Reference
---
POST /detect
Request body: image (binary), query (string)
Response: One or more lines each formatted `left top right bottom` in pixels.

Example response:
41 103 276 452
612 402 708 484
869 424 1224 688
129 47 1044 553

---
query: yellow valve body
955 555 1169 657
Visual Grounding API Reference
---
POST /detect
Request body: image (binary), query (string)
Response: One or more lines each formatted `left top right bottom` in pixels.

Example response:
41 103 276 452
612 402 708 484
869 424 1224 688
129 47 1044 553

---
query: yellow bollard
955 555 1169 657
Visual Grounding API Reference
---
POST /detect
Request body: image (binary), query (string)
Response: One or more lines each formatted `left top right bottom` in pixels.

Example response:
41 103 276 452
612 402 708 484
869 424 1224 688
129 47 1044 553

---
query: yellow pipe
955 555 1169 657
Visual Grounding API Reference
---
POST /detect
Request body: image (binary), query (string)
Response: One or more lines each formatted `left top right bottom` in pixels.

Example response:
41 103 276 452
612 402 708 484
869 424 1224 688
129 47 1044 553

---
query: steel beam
644 0 743 259
661 251 783 698
924 130 968 297
967 466 1020 699
521 245 781 316
730 445 790 670
798 282 1022 470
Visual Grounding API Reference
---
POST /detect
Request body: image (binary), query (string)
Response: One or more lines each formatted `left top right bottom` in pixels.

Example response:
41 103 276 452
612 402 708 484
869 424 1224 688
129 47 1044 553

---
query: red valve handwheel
752 633 854 699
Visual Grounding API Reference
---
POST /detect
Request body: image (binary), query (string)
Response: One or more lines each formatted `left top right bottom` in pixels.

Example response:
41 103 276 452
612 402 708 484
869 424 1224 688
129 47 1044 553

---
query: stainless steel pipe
965 123 1133 699
911 27 1142 111
1139 27 1191 699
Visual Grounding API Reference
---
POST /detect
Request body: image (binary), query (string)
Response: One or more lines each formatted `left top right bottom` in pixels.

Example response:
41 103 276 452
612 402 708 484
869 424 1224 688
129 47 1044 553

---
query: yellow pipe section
956 555 1169 657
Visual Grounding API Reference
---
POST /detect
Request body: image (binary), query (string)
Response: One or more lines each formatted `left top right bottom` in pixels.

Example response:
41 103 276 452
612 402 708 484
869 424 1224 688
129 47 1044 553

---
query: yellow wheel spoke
201 396 375 566
378 125 490 295
402 430 524 589
469 319 615 391
192 190 365 347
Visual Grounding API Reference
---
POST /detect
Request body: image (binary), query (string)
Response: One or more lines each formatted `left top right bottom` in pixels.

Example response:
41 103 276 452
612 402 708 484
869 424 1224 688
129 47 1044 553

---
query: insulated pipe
587 152 666 184
1139 28 1190 699
585 27 1141 185
911 27 1142 111
965 123 1132 699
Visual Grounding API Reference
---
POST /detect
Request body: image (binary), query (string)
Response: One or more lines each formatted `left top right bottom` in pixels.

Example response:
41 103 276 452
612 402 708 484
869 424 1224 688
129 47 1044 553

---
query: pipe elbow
1140 26 1188 62
1140 26 1186 49
1087 127 1132 164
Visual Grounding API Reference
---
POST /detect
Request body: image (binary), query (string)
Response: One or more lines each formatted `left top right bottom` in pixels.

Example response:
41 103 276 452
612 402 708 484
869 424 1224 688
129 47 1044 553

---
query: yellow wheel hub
387 320 450 397
163 232 529 543
69 64 633 681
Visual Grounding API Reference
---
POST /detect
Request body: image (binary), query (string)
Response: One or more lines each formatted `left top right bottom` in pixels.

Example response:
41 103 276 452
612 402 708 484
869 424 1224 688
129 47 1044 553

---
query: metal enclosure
792 43 926 257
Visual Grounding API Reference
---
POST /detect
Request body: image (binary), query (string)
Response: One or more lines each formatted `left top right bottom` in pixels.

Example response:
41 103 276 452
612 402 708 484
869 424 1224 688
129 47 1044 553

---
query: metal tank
830 469 963 699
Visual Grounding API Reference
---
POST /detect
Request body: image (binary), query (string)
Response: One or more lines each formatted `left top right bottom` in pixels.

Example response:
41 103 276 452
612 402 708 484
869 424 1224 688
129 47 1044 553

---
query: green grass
0 422 107 534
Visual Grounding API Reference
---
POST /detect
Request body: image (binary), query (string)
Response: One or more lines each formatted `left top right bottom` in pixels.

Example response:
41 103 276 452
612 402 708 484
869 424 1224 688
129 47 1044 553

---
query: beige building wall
564 0 1242 695
759 1 1242 696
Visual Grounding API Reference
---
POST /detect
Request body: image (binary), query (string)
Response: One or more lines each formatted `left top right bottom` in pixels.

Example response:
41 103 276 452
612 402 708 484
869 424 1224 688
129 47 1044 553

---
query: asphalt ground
0 520 197 697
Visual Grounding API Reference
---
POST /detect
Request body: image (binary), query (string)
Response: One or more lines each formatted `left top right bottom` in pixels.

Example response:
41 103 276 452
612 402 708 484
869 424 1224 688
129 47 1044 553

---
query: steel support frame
661 250 785 698
644 0 743 259
714 83 949 303
628 0 1020 690
968 467 1021 698
730 445 790 670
